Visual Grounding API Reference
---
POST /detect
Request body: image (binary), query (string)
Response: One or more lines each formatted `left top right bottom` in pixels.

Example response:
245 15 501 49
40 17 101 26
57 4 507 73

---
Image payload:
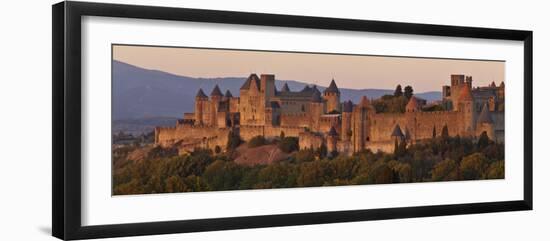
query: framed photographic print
52 1 533 240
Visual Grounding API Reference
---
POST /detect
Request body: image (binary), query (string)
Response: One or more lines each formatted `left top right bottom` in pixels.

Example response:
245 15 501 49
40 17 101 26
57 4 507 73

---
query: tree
478 131 490 149
404 85 414 99
441 124 449 139
431 159 458 181
214 145 221 154
368 160 394 184
164 175 185 193
278 137 299 153
297 160 334 187
185 149 214 176
486 160 504 179
226 130 242 151
393 139 399 156
203 160 243 190
432 125 436 138
394 84 403 97
316 143 328 159
394 139 406 157
248 135 267 148
460 153 488 180
294 149 315 162
388 160 412 183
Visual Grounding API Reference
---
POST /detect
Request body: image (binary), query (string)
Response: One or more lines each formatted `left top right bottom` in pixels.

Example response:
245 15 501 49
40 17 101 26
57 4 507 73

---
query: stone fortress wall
155 73 505 156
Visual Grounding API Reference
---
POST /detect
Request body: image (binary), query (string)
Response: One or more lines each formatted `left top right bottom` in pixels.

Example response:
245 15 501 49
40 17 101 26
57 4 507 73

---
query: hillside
113 60 442 120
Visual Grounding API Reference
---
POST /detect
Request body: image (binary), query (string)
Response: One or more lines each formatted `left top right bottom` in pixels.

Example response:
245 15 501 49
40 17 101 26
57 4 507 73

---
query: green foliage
431 159 458 181
394 84 403 97
165 175 185 193
294 149 316 163
203 160 244 190
372 95 408 113
388 160 412 183
404 85 414 99
278 137 299 153
441 125 449 139
248 135 267 148
367 160 394 184
112 133 506 195
478 131 490 149
297 160 335 187
226 130 242 151
393 140 407 157
423 104 445 112
460 153 489 180
316 143 328 159
147 146 178 159
486 160 505 179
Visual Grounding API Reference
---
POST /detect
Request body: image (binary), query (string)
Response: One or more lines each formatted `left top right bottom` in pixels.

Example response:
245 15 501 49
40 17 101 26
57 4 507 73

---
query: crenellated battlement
153 73 504 154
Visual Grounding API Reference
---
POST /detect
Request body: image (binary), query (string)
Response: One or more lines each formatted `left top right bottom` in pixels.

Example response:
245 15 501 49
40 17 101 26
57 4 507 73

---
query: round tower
194 88 208 125
327 126 338 155
458 84 475 135
323 79 341 113
352 96 371 152
210 85 223 126
341 100 353 141
310 91 324 132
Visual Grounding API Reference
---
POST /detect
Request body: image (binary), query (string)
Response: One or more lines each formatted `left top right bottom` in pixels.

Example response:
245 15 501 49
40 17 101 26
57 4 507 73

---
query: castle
154 74 504 155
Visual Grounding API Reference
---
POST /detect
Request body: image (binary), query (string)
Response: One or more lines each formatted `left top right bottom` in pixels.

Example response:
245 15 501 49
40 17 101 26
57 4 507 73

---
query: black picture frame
52 1 533 240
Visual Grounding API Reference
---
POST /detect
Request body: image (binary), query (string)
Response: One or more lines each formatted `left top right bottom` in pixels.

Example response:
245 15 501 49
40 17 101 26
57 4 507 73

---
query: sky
113 45 505 93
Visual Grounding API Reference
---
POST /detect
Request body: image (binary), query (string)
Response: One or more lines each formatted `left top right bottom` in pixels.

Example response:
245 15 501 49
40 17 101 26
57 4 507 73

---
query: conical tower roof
324 79 340 94
458 85 473 101
477 103 493 124
391 124 404 137
210 85 223 97
490 81 496 87
301 85 312 93
196 88 207 98
281 83 290 92
328 126 338 136
312 85 321 95
240 74 260 90
224 90 233 98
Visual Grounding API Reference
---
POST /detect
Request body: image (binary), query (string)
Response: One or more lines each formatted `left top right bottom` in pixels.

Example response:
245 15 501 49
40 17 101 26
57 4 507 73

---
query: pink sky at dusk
113 45 505 92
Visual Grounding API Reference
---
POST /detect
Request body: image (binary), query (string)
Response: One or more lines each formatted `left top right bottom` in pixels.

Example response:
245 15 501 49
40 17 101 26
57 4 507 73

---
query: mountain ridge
113 60 442 120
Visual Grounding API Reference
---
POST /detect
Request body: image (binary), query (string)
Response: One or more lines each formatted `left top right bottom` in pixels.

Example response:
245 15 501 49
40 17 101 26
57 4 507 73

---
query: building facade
155 74 504 155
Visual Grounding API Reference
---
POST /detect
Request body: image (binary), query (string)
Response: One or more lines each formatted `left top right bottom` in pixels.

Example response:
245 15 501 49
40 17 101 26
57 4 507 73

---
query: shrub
294 149 315 163
248 135 267 148
486 160 504 179
278 137 299 153
460 153 488 180
431 159 458 181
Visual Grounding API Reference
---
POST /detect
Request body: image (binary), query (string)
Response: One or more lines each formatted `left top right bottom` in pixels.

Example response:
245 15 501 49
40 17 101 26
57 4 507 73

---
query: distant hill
113 60 442 120
112 117 179 135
